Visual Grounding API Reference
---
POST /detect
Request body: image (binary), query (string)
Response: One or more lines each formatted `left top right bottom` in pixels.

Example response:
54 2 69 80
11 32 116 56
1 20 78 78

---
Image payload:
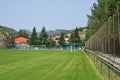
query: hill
0 25 17 36
47 29 72 37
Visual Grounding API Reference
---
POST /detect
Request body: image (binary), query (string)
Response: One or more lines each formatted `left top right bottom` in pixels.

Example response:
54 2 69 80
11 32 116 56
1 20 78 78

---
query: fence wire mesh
85 6 120 80
85 6 120 64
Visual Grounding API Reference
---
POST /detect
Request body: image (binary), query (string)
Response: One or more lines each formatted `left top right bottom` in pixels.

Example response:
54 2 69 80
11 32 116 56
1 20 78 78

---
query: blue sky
0 0 97 31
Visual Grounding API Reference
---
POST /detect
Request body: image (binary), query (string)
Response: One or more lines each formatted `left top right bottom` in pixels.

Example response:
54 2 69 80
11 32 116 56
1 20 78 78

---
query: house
50 34 61 46
50 33 71 45
14 36 30 49
78 29 87 40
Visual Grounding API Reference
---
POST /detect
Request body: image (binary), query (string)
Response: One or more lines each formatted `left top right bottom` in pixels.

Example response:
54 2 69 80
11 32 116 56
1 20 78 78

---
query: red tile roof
14 36 30 44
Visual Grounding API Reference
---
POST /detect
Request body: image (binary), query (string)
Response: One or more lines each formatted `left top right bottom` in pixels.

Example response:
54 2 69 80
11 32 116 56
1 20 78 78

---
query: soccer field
0 50 103 80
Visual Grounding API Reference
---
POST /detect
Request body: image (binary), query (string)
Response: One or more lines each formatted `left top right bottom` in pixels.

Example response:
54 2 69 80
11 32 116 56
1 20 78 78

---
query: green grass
0 50 103 80
87 53 120 80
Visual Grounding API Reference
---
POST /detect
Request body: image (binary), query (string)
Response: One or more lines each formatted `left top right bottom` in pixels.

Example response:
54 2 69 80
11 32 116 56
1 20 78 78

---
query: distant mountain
47 29 72 37
0 25 17 36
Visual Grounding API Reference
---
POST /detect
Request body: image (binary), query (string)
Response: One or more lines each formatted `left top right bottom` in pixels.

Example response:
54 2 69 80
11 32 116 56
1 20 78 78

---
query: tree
69 32 74 44
70 27 81 44
59 32 65 47
48 39 56 47
17 29 29 37
9 33 15 47
39 26 48 46
74 27 81 43
85 0 119 41
31 27 38 45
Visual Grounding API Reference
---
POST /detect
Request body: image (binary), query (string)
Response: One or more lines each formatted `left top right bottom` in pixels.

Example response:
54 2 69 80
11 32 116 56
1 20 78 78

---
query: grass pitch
0 50 103 80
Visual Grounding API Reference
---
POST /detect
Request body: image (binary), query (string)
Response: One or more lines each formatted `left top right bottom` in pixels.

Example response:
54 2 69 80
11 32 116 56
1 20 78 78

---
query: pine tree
86 0 119 41
39 26 48 46
69 32 74 44
31 27 38 45
74 27 81 43
70 27 81 45
59 32 65 47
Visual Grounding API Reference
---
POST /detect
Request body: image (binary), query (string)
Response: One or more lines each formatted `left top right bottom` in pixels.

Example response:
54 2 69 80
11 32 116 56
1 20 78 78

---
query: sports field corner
0 50 104 80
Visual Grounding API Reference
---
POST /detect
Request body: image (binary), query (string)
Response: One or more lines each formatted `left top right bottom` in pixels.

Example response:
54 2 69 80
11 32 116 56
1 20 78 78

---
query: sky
0 0 97 31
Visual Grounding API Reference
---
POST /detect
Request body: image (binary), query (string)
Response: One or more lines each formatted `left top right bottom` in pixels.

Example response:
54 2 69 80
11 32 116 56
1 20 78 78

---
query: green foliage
70 32 74 44
9 33 15 46
78 27 87 31
31 27 38 45
74 27 81 43
85 0 120 41
70 27 81 44
17 29 29 37
48 39 56 47
59 32 65 47
39 26 48 46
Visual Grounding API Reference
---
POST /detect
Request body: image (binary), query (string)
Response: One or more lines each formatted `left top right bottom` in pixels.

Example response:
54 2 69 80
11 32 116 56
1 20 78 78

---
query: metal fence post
113 13 116 64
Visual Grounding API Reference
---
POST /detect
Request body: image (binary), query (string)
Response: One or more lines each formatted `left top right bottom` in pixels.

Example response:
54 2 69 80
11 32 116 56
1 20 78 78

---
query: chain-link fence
85 6 120 80
85 6 120 63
